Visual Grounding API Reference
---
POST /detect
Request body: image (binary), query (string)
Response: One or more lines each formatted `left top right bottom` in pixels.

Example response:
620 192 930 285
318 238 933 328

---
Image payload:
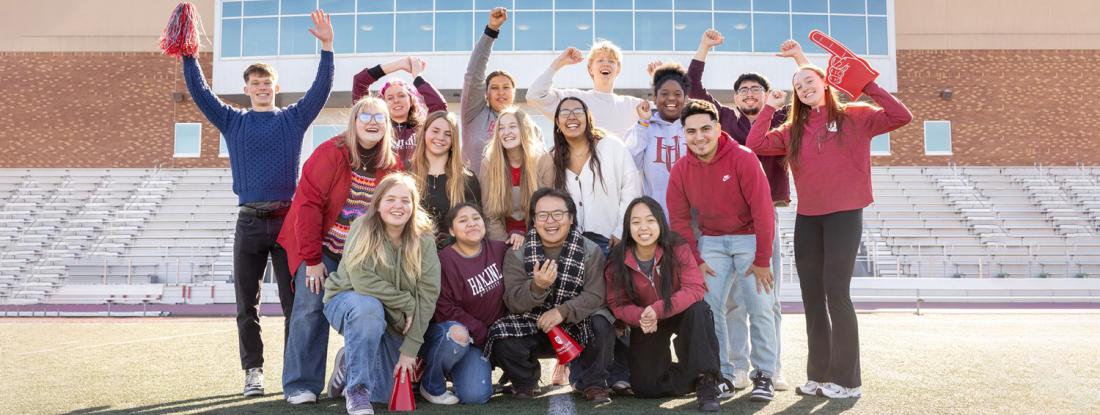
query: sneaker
345 384 374 415
287 390 317 404
243 368 264 397
773 373 790 392
795 380 822 396
749 372 774 403
732 369 751 389
717 378 736 399
818 382 862 399
551 363 570 386
420 388 460 405
328 347 347 398
512 385 538 399
583 386 611 404
695 375 720 412
610 380 633 396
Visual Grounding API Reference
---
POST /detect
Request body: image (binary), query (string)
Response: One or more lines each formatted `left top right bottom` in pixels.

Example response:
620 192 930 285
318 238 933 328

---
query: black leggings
794 209 862 388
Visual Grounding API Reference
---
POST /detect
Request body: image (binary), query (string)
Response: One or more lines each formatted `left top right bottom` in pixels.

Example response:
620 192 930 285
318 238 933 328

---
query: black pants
794 209 863 388
629 301 721 398
493 314 615 390
233 212 294 370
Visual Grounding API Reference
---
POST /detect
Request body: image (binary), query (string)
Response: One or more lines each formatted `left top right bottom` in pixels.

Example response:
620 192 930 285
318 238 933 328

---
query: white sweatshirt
622 109 690 216
537 134 642 240
525 66 644 140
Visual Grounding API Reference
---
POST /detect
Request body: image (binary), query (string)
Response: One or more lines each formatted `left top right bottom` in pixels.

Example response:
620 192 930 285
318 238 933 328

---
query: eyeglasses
556 108 586 119
737 86 765 95
535 210 569 223
357 112 386 124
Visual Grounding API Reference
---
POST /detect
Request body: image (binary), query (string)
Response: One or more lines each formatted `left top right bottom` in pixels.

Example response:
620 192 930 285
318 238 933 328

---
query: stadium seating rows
0 166 1098 305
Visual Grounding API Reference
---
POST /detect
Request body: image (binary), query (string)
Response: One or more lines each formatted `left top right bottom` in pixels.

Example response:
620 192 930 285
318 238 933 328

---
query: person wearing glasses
276 96 404 404
689 30 809 395
487 188 616 404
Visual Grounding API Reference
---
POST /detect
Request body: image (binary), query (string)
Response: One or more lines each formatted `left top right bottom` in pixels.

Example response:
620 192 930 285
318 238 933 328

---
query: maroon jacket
688 59 791 204
352 65 448 164
667 133 775 267
604 243 707 326
747 82 913 216
277 137 403 271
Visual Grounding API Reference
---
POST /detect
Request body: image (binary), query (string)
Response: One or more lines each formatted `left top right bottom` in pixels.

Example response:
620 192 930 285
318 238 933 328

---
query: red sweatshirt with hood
604 243 708 326
666 132 775 268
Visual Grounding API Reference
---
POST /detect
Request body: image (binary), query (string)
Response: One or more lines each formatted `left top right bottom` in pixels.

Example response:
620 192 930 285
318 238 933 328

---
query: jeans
232 211 293 370
324 291 404 403
699 234 779 380
420 321 493 404
727 208 784 375
282 254 338 397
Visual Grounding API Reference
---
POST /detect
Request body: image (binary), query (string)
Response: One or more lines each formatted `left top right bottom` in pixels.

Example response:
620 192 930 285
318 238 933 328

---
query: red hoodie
604 243 708 327
277 137 403 272
667 132 775 267
746 82 913 216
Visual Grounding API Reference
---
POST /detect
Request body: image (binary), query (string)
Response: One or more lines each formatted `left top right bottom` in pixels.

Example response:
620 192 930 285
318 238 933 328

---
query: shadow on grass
773 395 859 414
62 393 342 415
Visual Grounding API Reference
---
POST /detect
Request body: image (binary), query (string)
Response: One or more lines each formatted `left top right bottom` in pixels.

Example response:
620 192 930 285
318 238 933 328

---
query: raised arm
525 47 584 118
777 40 811 67
856 82 914 136
745 90 793 157
288 10 334 126
352 58 410 103
182 55 237 132
461 8 506 124
688 30 726 109
410 57 447 113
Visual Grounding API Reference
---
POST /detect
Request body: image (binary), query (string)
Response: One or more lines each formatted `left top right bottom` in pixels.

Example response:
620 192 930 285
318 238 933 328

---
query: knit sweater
746 82 913 216
324 229 441 357
183 51 333 204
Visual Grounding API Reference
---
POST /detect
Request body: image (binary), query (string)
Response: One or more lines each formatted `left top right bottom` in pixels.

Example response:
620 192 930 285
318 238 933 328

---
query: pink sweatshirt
746 82 913 216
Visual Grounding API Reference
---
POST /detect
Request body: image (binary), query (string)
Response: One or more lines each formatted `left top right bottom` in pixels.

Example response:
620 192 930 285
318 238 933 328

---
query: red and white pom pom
158 2 204 59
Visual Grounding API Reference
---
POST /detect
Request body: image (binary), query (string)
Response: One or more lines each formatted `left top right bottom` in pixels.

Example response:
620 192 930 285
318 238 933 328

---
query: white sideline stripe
14 329 233 356
547 394 577 415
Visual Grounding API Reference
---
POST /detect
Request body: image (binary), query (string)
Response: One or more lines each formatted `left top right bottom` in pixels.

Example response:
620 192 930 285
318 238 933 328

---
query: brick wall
1 49 1098 168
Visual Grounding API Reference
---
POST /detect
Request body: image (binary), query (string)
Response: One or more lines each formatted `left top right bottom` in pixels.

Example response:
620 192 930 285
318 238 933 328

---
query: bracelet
638 120 650 128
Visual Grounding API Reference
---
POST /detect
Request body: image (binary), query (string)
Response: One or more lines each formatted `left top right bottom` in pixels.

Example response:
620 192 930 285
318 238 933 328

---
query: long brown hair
481 108 543 223
343 97 398 171
784 65 846 168
410 110 470 209
551 97 606 191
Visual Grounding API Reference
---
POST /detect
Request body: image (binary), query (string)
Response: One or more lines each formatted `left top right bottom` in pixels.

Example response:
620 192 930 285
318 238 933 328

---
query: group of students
181 7 912 415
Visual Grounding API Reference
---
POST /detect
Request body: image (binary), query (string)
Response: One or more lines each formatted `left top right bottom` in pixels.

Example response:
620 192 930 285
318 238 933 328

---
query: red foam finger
809 29 856 59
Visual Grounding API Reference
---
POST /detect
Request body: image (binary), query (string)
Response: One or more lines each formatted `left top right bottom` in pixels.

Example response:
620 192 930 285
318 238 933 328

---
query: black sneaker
749 371 774 402
695 374 721 412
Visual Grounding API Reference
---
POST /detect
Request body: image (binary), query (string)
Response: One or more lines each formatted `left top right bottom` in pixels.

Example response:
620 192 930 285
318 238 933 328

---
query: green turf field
1 312 1098 414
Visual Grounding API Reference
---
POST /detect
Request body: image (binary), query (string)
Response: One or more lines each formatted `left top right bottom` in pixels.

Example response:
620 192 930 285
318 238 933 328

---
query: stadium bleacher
0 165 1098 306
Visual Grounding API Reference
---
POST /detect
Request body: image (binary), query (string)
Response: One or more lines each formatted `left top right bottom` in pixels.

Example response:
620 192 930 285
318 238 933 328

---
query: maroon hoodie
746 82 913 216
352 65 448 164
667 132 775 268
604 243 707 326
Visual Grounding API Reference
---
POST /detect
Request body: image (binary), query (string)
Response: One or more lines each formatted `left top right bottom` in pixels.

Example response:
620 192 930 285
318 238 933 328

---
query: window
221 18 242 57
674 12 712 51
395 13 434 52
515 11 553 50
753 13 789 53
924 121 953 155
829 15 867 55
870 133 890 156
596 12 633 50
556 11 594 50
714 12 751 52
636 12 673 51
330 14 355 54
242 18 277 57
174 123 202 158
436 12 475 51
280 15 316 55
357 14 394 53
219 134 229 158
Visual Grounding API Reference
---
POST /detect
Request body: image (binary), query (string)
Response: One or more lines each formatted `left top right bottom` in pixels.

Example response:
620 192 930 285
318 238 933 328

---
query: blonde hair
410 111 470 209
482 108 543 224
587 39 623 67
343 97 399 171
343 172 434 283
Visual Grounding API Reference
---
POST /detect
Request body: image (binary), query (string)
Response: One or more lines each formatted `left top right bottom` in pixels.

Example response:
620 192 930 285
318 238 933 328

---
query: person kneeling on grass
321 172 441 415
604 196 722 412
487 188 616 403
418 203 513 405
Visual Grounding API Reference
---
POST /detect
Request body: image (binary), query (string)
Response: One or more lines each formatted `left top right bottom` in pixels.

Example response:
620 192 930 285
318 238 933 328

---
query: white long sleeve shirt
525 66 644 140
538 135 642 240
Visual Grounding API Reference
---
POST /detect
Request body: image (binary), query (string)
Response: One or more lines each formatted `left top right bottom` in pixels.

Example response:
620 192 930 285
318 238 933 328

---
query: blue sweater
183 51 334 205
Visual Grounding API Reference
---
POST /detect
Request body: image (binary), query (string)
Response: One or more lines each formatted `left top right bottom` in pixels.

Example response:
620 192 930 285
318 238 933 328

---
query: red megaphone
388 367 416 412
547 325 583 365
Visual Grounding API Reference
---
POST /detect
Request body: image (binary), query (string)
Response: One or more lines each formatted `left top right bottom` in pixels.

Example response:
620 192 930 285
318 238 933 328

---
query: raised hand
700 29 724 49
777 40 803 58
636 101 652 121
308 9 334 50
409 57 427 78
532 259 558 290
766 89 788 108
645 60 663 77
553 47 584 70
488 7 507 30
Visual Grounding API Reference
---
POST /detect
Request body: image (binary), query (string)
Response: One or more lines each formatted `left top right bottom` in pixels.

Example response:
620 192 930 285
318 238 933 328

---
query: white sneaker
420 388 460 405
286 390 317 404
795 380 822 396
717 378 736 399
243 368 264 397
773 373 790 392
818 382 861 399
731 369 751 389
